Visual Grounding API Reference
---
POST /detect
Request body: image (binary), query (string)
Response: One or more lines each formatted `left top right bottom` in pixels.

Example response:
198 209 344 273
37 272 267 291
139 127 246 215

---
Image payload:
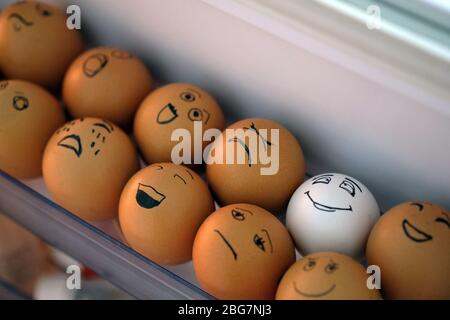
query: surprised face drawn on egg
56 119 114 158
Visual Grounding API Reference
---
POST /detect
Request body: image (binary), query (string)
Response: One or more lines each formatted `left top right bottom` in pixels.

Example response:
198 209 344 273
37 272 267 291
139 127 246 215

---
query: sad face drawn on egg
134 164 195 209
7 2 53 32
56 119 114 158
214 206 274 260
156 89 211 125
227 122 275 167
401 202 450 243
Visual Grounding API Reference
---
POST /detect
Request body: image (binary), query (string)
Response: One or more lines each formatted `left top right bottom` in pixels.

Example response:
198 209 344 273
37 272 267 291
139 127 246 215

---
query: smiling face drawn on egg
7 2 54 32
56 119 114 158
401 202 450 243
293 256 338 298
214 206 274 261
134 164 195 210
303 174 364 213
156 88 211 125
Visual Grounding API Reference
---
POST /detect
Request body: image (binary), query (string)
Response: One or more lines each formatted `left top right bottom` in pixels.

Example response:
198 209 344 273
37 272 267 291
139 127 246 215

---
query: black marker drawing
93 120 114 133
324 260 338 274
229 137 252 167
12 94 29 111
312 174 334 185
410 202 424 211
35 3 53 16
83 54 108 78
244 122 273 151
435 212 450 229
174 174 186 185
261 229 273 253
188 108 202 122
304 191 353 213
294 282 336 298
111 50 133 59
402 219 433 243
136 183 166 209
157 103 178 124
303 258 317 271
180 91 196 102
231 207 253 221
185 169 194 180
8 12 33 31
57 134 82 158
214 230 237 260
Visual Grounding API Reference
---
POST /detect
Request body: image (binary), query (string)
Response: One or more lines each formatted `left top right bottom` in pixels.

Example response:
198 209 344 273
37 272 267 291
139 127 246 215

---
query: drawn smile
294 282 336 298
402 219 433 243
136 184 166 209
58 134 83 158
8 13 33 31
305 191 352 212
157 103 178 124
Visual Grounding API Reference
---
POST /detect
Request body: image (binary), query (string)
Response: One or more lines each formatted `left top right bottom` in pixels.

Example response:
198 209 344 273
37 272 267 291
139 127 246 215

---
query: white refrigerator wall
1 0 449 211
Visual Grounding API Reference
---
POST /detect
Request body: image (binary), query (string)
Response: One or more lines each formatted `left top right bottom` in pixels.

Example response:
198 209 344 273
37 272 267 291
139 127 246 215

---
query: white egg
286 173 380 259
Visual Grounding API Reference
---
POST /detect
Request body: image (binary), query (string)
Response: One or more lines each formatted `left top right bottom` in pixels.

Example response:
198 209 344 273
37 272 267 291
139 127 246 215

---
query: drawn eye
188 108 203 122
303 259 316 271
325 261 338 274
253 234 266 252
339 180 356 197
36 4 52 16
180 92 196 102
12 95 29 111
435 213 450 229
312 176 331 185
231 209 246 221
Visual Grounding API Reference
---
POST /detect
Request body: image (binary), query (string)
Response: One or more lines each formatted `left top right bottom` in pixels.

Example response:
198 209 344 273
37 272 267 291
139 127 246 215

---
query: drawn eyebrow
214 230 237 260
344 177 362 192
229 137 252 167
410 202 424 211
186 88 202 98
312 174 334 181
151 165 164 170
93 121 114 133
185 169 194 179
174 174 186 184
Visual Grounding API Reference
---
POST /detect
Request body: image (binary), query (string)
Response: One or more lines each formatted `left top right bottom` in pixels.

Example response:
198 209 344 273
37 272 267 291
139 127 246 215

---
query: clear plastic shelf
0 170 213 300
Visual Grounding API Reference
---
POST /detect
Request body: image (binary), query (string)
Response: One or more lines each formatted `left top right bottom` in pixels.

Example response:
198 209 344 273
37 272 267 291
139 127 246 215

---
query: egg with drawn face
206 118 305 214
0 80 65 179
63 47 153 127
0 1 84 89
276 252 381 300
367 202 450 299
193 204 295 300
43 118 139 221
134 83 225 164
118 163 215 265
286 173 380 259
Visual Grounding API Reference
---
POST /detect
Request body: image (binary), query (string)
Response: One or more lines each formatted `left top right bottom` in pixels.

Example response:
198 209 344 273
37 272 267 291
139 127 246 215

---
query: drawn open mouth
8 13 33 31
305 191 352 212
294 282 336 298
57 134 82 158
402 219 433 243
136 184 166 209
157 103 178 124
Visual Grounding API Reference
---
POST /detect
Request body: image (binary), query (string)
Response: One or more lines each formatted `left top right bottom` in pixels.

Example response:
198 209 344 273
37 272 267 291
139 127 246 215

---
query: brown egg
0 80 65 179
118 163 215 265
366 202 450 299
276 252 381 300
134 83 225 164
206 118 305 214
193 204 295 300
43 118 139 221
63 47 153 127
0 1 83 89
